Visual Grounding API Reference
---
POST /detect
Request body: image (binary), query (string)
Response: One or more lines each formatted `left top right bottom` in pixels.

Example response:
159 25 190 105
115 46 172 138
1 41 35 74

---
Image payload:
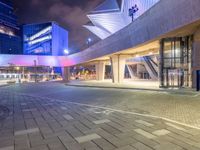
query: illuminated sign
29 35 52 45
28 26 52 41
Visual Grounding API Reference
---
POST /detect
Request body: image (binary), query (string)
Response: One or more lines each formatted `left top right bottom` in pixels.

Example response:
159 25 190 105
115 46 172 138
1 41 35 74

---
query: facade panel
23 22 53 55
52 23 68 56
23 22 68 56
0 34 21 54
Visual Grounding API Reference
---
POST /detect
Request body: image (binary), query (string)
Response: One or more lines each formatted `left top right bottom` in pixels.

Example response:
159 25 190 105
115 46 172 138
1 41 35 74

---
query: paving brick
80 141 101 150
47 141 66 150
135 120 154 127
58 132 76 144
93 119 111 124
63 114 74 120
107 137 137 148
132 142 153 150
22 108 37 112
115 145 137 150
60 107 67 110
75 134 101 143
152 129 170 136
74 122 90 133
29 145 49 150
14 128 39 136
0 146 14 150
64 142 82 150
0 139 14 148
134 129 156 139
65 126 83 138
93 138 116 150
154 142 184 150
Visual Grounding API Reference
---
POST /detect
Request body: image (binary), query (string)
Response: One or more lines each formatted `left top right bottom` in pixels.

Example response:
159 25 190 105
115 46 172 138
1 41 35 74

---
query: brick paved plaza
1 82 200 150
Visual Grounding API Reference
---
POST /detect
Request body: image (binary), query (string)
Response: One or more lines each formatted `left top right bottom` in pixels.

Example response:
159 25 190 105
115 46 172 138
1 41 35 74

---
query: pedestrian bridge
0 54 73 67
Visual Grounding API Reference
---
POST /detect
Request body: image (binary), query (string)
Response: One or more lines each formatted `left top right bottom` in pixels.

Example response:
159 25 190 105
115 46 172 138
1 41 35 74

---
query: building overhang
67 0 200 65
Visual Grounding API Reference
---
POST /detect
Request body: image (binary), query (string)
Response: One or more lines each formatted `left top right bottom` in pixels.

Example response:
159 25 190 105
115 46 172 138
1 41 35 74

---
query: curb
0 83 14 88
65 84 197 95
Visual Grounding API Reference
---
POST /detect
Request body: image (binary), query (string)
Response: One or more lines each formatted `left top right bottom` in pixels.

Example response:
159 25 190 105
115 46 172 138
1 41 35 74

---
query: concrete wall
192 27 200 88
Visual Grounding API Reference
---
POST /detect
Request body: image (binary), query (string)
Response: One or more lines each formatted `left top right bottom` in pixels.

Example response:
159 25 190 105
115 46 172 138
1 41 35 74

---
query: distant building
23 22 68 56
0 0 22 54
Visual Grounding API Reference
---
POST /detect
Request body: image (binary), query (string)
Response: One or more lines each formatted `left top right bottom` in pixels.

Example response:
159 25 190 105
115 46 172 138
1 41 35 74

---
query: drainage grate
0 105 10 120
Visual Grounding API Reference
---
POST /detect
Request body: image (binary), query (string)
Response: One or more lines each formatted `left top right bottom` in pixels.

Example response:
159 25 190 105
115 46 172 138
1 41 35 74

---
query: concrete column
95 61 105 81
62 67 70 82
192 28 200 88
159 39 164 87
110 55 127 83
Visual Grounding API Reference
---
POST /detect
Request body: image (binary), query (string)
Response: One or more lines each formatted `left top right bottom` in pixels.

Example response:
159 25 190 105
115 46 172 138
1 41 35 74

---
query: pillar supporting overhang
95 61 106 81
110 55 131 83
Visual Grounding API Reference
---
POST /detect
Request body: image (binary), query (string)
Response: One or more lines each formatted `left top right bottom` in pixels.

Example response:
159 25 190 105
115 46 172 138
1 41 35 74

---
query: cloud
49 3 87 28
31 0 40 5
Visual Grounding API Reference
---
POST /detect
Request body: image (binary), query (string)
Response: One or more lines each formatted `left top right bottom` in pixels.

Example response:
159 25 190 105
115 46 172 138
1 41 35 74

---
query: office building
0 0 22 54
23 22 68 56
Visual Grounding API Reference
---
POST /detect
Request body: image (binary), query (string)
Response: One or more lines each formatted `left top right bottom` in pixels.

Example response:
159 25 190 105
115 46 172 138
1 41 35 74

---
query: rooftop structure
84 0 160 39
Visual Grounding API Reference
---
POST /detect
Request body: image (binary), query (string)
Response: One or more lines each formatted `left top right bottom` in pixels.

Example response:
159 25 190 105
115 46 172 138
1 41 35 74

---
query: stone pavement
1 90 200 150
0 81 8 87
66 80 198 96
1 82 200 127
66 80 160 91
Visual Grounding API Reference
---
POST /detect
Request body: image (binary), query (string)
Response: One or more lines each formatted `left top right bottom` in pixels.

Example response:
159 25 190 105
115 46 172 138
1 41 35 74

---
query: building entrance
160 36 192 88
165 68 184 87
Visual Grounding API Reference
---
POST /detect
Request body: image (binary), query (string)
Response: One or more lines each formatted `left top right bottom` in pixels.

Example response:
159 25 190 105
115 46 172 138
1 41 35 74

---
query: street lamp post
22 67 25 79
87 38 92 47
129 4 139 22
64 49 69 55
34 60 37 83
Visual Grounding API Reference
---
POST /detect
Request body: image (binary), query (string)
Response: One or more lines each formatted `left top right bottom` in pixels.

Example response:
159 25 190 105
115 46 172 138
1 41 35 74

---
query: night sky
13 0 104 53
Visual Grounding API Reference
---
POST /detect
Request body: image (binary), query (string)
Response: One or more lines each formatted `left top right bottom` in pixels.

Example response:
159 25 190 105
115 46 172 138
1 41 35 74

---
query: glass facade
0 0 17 27
23 22 68 56
160 36 192 88
23 23 52 55
0 34 21 54
0 0 22 54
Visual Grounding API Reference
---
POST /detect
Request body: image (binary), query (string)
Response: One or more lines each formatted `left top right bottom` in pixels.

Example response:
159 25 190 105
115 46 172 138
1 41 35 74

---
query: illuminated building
0 0 22 54
23 22 68 56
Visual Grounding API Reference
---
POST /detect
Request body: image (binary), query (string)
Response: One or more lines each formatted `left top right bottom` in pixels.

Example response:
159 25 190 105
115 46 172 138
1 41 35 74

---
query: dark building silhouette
0 0 22 54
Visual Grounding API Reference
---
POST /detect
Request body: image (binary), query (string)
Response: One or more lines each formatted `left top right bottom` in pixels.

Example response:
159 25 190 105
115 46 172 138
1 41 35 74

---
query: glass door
160 36 192 88
166 69 184 88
